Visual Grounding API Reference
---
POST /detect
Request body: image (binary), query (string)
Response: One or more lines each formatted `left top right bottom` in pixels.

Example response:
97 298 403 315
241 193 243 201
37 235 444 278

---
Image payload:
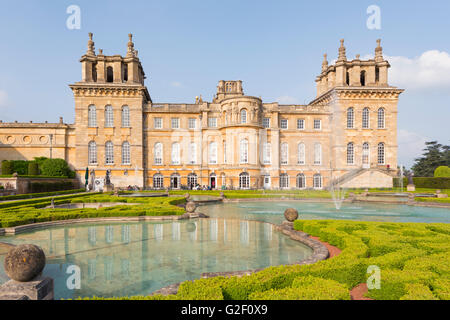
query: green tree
28 162 39 176
412 141 448 177
1 161 13 175
40 158 73 177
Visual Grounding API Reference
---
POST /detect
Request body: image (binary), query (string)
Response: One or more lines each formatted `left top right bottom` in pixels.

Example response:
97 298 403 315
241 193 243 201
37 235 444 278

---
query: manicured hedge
394 177 450 189
0 189 85 201
30 181 75 193
1 161 13 175
435 166 450 178
28 162 39 176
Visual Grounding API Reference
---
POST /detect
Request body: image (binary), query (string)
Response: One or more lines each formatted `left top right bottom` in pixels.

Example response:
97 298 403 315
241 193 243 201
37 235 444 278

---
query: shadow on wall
0 140 31 175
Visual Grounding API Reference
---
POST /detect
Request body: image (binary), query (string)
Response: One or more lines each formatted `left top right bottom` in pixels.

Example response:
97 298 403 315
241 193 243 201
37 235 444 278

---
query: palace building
0 34 403 190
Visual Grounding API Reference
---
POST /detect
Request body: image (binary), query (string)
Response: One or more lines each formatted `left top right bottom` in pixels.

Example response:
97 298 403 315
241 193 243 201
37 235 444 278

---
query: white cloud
0 90 7 107
276 96 299 104
387 50 450 90
397 129 429 168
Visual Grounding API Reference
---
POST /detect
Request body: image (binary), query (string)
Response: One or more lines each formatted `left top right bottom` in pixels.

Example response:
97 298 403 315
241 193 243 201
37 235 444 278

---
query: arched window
314 143 322 165
153 174 164 189
88 105 97 127
106 66 114 83
362 107 370 129
378 143 385 165
239 172 250 189
313 174 323 189
209 142 217 164
297 143 305 165
92 64 97 82
154 143 163 165
187 173 197 188
171 142 180 165
189 142 197 164
347 107 354 129
378 108 385 129
105 141 114 165
360 70 366 86
375 66 380 83
121 106 130 127
280 143 288 165
280 174 289 189
122 141 130 165
105 105 114 127
263 142 271 164
362 142 370 168
346 72 350 86
240 139 248 164
240 109 247 124
296 174 306 189
123 64 128 82
88 141 97 164
347 142 354 165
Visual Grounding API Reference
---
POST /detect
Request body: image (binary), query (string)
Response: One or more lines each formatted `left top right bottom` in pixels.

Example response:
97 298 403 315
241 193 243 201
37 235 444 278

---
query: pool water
0 219 312 299
199 201 450 224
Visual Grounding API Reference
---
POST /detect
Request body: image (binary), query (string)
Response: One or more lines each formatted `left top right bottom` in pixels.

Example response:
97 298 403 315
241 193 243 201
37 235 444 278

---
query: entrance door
171 176 180 189
210 177 216 189
362 143 370 169
263 176 271 189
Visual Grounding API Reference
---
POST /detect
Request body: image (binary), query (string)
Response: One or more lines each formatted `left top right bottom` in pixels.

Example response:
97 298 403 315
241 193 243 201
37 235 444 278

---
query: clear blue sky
0 0 449 167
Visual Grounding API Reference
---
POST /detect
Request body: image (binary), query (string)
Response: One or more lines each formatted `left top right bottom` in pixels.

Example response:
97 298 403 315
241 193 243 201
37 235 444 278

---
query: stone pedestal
0 276 54 300
407 185 416 192
437 194 448 198
104 184 114 192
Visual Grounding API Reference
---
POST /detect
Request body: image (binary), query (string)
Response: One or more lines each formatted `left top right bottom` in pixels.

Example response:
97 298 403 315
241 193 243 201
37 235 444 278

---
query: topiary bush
28 162 39 176
1 160 13 175
40 158 73 177
434 166 450 178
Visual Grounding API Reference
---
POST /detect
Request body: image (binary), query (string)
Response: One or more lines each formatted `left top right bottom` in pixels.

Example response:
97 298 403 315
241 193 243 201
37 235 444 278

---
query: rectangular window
262 118 270 128
314 119 322 130
171 118 180 129
223 141 227 164
280 119 288 129
154 118 162 129
188 118 196 129
297 119 305 130
208 118 217 128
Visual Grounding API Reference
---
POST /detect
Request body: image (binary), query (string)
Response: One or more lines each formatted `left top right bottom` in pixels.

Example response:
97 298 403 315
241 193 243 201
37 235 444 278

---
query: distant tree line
412 141 450 177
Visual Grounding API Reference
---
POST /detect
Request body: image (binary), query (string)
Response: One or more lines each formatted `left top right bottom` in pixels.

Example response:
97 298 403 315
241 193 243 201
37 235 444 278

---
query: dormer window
106 66 114 83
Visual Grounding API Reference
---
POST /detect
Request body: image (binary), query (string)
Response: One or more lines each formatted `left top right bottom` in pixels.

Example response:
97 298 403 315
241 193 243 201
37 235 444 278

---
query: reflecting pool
0 219 312 299
200 201 450 224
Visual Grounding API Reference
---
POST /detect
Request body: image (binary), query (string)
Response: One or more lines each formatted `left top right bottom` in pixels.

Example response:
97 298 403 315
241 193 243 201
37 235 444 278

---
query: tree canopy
412 141 450 177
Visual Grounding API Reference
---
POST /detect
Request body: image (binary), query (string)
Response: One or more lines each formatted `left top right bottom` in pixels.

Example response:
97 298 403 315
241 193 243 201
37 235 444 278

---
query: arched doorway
187 173 198 189
170 173 181 189
239 172 250 190
209 173 217 189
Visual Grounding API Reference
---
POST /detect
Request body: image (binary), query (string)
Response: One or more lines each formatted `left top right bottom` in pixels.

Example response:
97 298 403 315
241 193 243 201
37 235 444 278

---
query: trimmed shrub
434 166 450 178
40 158 73 177
30 181 75 193
28 162 39 176
1 160 14 175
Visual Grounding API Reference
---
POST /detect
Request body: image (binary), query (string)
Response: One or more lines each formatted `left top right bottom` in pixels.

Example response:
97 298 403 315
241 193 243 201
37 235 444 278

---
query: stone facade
0 35 403 190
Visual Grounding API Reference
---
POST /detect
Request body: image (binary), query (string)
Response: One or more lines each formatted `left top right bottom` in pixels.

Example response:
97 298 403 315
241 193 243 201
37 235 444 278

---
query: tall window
105 105 114 127
360 70 366 86
298 143 305 165
88 105 97 127
189 142 197 164
154 143 163 165
240 109 247 124
297 119 305 130
153 174 164 189
296 174 306 189
223 141 227 164
240 139 248 164
188 118 196 129
347 142 355 165
362 108 370 129
154 117 162 129
171 143 180 165
314 143 322 165
209 142 217 164
106 66 113 83
378 143 385 165
263 142 271 164
187 173 197 188
280 174 289 189
171 118 180 129
263 118 270 128
313 174 323 189
378 108 385 129
280 143 288 165
88 141 97 164
122 141 130 165
347 107 354 129
362 143 370 168
105 141 114 164
314 119 322 130
239 172 250 189
280 119 288 129
121 106 130 127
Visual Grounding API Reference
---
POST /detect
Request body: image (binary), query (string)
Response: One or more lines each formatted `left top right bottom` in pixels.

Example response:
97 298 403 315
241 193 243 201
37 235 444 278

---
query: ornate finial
356 54 360 60
99 49 103 55
322 54 328 72
87 32 95 56
127 33 135 57
338 39 346 61
375 39 383 62
199 95 203 103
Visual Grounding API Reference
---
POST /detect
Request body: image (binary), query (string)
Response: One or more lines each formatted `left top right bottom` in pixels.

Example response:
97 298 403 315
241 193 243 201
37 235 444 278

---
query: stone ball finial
4 244 46 282
284 208 299 222
184 193 191 200
185 201 197 213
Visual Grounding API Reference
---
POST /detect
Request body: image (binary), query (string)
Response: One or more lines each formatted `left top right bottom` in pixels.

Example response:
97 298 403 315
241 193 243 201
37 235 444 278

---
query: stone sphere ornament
284 208 299 222
184 193 191 200
4 244 46 282
185 201 197 213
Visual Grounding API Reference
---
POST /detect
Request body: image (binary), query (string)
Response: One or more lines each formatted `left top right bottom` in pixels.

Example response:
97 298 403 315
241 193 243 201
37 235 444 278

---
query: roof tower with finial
87 32 95 56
